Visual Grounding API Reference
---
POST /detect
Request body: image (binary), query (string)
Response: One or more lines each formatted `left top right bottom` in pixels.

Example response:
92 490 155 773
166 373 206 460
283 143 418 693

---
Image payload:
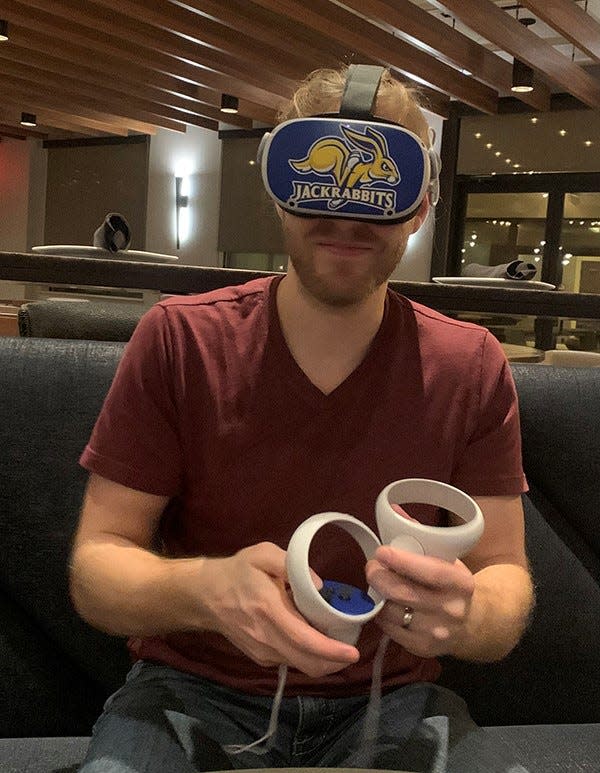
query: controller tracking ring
375 478 484 562
285 513 384 645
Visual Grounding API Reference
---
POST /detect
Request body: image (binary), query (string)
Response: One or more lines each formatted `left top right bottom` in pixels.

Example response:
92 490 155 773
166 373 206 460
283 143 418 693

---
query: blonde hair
277 65 431 147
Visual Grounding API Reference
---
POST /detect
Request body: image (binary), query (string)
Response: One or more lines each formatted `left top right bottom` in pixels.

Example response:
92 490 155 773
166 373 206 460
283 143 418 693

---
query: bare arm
70 473 359 677
366 495 534 662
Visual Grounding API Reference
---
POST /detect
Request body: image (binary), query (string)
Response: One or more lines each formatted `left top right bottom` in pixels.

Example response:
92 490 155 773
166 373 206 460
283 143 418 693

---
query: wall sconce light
220 94 239 114
175 176 189 249
20 112 37 127
0 20 8 41
511 17 535 93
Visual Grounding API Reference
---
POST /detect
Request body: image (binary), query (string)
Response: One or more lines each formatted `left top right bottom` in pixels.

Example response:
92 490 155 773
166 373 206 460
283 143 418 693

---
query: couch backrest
1 339 599 735
440 364 600 725
0 337 130 736
18 299 144 341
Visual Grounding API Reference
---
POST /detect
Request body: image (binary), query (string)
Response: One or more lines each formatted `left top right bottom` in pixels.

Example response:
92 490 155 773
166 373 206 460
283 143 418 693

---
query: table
501 344 545 362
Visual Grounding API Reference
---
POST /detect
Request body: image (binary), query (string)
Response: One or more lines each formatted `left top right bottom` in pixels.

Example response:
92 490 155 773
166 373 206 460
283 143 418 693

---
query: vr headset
258 64 441 225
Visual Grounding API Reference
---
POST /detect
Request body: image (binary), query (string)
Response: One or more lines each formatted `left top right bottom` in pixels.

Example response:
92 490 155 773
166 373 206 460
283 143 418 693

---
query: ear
275 204 285 222
409 196 430 234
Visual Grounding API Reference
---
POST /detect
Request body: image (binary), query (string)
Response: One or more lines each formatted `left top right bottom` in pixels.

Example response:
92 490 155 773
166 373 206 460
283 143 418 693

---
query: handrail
2 251 600 321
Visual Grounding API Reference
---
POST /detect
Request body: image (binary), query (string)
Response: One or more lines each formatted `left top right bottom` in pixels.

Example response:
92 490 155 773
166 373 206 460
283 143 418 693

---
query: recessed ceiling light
220 94 239 114
474 132 482 139
559 129 567 136
530 117 538 124
20 112 37 127
495 151 501 156
585 140 593 147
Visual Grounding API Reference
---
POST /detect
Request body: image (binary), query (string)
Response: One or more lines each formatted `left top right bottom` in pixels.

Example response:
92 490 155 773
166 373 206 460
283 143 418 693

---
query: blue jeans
79 661 528 773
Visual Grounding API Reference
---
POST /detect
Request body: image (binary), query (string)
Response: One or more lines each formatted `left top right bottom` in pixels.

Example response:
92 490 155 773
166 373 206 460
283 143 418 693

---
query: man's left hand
365 545 475 658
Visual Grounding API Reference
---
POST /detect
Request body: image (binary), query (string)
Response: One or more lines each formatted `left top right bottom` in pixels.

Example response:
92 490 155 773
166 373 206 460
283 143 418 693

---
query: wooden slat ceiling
0 0 599 140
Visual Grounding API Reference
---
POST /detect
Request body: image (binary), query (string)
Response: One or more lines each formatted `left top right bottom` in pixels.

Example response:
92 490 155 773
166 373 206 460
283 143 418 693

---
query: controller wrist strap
223 663 288 755
223 634 391 759
356 634 390 767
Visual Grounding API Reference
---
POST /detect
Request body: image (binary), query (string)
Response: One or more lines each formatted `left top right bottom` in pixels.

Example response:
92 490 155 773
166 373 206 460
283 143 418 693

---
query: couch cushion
0 736 90 773
483 724 600 773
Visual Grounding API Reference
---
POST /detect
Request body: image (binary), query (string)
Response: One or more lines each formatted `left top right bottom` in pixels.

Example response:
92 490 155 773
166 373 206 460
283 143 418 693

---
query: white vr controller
285 478 484 644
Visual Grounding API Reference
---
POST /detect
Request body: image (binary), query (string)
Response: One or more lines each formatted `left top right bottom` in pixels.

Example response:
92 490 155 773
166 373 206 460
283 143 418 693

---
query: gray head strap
339 64 385 119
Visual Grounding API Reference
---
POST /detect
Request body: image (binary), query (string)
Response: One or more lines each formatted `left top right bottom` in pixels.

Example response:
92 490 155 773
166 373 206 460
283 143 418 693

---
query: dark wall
44 136 149 250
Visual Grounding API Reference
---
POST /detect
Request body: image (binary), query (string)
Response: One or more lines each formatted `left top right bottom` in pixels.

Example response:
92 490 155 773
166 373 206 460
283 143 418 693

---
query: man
71 65 534 773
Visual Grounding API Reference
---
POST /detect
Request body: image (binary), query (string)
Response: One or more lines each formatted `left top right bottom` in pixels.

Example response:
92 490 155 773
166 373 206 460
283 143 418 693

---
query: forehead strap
339 64 386 120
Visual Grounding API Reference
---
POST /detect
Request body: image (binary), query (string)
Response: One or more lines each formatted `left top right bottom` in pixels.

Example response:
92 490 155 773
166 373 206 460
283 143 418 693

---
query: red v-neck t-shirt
80 275 527 696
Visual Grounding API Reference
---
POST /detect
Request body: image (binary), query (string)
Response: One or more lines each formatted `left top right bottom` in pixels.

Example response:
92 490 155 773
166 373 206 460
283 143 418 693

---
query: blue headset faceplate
260 117 431 223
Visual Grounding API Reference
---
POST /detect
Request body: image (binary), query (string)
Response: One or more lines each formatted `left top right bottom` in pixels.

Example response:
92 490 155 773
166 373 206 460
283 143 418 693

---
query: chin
299 274 383 308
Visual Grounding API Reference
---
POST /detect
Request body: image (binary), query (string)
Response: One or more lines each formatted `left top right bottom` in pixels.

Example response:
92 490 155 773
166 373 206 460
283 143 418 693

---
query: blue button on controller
319 580 376 615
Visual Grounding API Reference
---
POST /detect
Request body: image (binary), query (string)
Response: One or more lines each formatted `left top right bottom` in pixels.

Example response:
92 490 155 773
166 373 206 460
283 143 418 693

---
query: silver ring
402 606 414 629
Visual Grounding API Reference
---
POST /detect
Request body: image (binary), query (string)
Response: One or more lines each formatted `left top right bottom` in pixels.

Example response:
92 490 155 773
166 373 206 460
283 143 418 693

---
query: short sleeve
452 332 528 497
79 305 183 496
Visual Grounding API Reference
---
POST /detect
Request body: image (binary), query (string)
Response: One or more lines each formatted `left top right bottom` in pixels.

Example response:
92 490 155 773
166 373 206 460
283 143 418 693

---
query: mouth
316 241 374 258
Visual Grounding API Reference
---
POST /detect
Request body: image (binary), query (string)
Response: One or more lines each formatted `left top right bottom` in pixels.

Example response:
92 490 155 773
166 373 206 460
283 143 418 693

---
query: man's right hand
71 475 358 678
196 542 360 678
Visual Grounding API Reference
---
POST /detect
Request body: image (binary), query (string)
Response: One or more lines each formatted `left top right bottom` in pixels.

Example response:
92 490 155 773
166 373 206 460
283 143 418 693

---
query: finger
391 503 419 522
277 599 360 663
366 559 433 608
271 580 360 665
251 542 323 590
373 546 474 592
249 541 289 578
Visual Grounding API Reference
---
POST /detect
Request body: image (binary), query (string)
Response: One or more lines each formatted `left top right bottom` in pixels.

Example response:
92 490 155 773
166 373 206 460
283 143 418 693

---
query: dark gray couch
1 335 599 772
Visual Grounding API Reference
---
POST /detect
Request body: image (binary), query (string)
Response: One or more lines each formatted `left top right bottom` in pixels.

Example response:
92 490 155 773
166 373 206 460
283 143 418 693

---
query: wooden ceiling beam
91 0 314 82
171 0 353 67
0 75 188 134
0 43 252 129
23 0 299 96
434 0 600 108
1 0 294 107
175 0 449 117
338 0 550 112
519 0 600 63
0 106 131 136
35 109 131 136
5 21 282 118
5 24 200 101
248 0 498 113
0 122 48 140
0 62 213 132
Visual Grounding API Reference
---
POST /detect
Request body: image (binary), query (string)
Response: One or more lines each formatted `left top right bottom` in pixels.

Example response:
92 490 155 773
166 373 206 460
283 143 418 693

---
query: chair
18 299 146 341
542 349 600 367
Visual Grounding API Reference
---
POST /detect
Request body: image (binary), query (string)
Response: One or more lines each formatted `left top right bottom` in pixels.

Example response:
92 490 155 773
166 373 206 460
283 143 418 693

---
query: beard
282 217 409 308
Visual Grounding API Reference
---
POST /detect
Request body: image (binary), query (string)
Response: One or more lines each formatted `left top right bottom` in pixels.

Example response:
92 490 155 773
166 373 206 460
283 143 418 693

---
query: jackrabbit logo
288 125 400 214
